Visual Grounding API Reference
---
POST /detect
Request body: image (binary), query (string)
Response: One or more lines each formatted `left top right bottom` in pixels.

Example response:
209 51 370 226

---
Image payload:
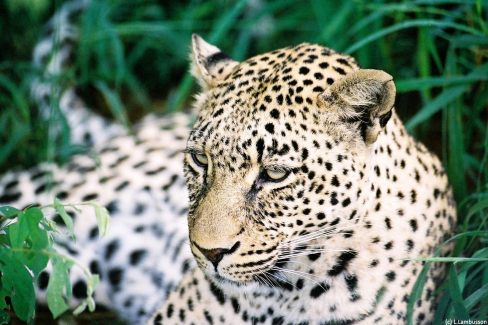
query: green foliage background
0 0 487 323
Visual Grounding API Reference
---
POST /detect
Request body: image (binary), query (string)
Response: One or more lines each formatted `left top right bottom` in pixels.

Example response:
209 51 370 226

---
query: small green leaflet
53 198 75 239
0 206 19 219
93 203 110 237
47 255 74 318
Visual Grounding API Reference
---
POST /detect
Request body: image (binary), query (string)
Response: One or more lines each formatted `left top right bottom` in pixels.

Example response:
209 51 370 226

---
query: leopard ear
318 69 396 144
191 34 239 89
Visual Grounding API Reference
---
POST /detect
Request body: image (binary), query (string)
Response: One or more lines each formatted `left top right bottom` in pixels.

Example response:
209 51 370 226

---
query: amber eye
262 167 290 182
191 152 208 167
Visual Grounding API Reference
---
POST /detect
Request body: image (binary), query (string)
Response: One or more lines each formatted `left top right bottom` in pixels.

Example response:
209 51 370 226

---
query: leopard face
185 35 396 288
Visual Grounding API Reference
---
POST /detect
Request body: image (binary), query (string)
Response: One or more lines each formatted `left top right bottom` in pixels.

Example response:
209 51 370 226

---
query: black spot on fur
105 240 119 260
331 175 340 187
167 303 174 318
299 67 310 75
153 313 163 325
345 274 358 292
270 109 280 119
38 271 49 290
308 253 321 261
108 268 123 287
106 200 119 214
310 282 330 298
0 192 21 203
325 162 332 171
328 250 358 276
204 310 213 324
272 317 285 325
209 281 226 304
256 138 265 163
73 280 88 299
231 297 240 313
213 108 224 117
265 123 275 134
89 260 100 276
386 271 396 282
206 51 230 66
409 219 418 232
130 249 147 265
82 193 98 201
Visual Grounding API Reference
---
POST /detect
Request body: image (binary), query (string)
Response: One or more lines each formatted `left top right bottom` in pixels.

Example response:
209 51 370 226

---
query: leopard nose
194 241 241 268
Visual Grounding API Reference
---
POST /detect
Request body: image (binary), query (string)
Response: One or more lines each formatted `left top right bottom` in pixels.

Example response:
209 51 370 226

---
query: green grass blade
396 75 487 92
407 262 431 325
345 19 485 54
448 265 470 319
94 81 129 129
405 85 467 130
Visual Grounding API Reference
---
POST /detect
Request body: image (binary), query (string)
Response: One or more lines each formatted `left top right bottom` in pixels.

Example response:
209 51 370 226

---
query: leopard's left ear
191 34 239 89
318 69 396 144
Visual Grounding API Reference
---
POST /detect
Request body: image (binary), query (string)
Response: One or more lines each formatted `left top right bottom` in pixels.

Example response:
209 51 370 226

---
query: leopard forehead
190 43 360 154
201 43 358 111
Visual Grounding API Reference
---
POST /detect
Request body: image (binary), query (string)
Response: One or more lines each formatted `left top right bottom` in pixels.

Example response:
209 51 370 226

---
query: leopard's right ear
318 69 396 144
191 34 239 89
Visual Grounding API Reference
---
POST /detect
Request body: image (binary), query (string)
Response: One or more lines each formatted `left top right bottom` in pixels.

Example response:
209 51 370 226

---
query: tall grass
0 0 487 322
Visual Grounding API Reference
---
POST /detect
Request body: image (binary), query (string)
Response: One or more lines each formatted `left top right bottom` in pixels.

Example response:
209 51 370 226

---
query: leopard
147 35 456 325
0 1 456 324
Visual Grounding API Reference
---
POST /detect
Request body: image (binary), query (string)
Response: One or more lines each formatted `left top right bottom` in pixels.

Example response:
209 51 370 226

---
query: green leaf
93 203 110 237
0 75 30 120
0 284 11 325
24 208 50 273
87 274 100 297
7 208 50 276
0 206 20 219
7 214 29 249
46 255 74 318
448 265 470 320
465 197 488 223
464 283 488 310
87 296 96 312
53 198 75 238
0 247 36 322
433 293 451 325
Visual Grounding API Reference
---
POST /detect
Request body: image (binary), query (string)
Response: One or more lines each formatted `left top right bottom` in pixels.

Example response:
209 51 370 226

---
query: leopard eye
263 167 290 182
191 152 208 167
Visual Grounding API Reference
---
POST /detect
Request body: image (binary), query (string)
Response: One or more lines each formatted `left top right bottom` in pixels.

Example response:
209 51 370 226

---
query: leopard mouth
209 256 291 289
196 241 293 286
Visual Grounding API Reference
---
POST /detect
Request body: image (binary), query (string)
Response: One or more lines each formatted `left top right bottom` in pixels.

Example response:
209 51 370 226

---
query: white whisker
270 266 329 293
284 223 355 246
